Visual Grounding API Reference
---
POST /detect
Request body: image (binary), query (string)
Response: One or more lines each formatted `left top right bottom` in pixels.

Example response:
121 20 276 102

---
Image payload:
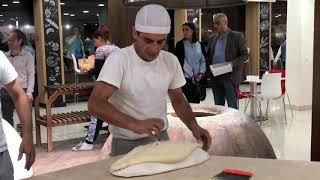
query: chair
71 54 81 83
254 73 288 125
237 47 252 111
236 85 252 112
71 54 83 102
268 70 293 118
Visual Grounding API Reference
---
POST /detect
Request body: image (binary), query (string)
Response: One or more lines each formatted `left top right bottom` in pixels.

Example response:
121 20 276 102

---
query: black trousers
211 77 238 109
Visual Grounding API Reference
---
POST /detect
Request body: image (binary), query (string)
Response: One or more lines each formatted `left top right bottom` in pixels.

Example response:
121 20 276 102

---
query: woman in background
175 22 207 103
72 26 119 151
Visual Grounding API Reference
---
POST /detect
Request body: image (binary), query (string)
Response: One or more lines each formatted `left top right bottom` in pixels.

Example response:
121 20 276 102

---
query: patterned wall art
43 0 62 86
260 2 271 76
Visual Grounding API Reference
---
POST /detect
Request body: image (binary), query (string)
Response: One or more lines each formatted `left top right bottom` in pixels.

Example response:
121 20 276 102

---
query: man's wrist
22 133 33 141
188 119 199 130
126 118 140 132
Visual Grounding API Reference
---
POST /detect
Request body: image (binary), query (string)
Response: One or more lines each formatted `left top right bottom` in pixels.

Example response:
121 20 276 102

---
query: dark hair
93 26 110 41
182 22 197 43
11 29 27 47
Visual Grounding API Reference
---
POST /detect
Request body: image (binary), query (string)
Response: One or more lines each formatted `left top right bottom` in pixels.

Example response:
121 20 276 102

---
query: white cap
135 4 171 34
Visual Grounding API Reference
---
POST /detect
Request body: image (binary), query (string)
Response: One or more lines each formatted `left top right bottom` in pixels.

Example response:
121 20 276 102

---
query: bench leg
47 127 53 152
35 121 41 147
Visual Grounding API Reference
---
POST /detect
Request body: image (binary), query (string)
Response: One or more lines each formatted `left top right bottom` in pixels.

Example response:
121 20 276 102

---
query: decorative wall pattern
259 2 270 76
43 0 62 86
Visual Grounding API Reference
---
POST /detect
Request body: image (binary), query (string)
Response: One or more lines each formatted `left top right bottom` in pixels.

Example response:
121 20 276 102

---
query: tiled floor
3 85 312 175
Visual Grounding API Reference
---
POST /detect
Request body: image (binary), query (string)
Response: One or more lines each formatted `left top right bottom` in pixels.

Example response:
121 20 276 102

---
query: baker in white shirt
0 51 35 179
88 4 212 156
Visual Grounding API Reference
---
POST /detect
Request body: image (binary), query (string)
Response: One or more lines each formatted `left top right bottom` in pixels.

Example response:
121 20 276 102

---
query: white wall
286 0 314 109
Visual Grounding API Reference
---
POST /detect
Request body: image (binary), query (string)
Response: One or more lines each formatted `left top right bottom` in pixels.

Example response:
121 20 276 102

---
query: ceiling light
12 1 20 4
8 24 14 29
83 10 89 14
25 24 30 29
63 13 69 16
98 3 104 7
65 24 71 29
60 2 65 5
96 14 99 17
70 14 75 17
0 15 3 17
2 4 9 7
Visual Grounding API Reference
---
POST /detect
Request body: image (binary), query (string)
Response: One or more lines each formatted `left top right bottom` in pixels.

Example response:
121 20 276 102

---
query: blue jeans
211 77 238 109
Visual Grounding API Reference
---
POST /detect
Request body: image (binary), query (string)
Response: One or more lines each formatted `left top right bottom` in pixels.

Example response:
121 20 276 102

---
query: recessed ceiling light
15 17 18 19
65 24 71 29
98 4 104 7
0 15 3 17
12 1 20 4
60 2 65 5
84 24 87 26
2 4 9 7
83 10 89 14
70 14 75 17
63 13 69 16
96 14 99 17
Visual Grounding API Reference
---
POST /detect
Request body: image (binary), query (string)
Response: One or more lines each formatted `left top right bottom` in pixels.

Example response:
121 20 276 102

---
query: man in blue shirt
207 13 248 109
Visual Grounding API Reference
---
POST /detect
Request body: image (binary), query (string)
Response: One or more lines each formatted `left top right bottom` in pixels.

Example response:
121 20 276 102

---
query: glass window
61 0 107 85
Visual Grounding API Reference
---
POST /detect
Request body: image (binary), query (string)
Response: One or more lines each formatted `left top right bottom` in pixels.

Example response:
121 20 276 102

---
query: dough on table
110 141 209 177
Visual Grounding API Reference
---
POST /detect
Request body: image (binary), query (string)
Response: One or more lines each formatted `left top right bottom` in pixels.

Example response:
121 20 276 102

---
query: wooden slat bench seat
35 82 94 152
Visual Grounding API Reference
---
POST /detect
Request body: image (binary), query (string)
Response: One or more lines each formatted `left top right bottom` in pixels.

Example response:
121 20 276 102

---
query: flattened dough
110 141 209 177
111 148 209 177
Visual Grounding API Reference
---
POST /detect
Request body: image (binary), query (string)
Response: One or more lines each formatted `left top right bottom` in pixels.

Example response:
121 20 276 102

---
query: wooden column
33 0 46 103
245 2 260 76
311 0 320 161
33 0 64 104
174 9 187 46
107 0 139 48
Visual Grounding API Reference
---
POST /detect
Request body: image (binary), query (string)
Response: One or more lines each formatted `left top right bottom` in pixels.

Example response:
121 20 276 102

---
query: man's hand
131 118 165 141
27 95 33 102
18 136 35 170
190 122 212 151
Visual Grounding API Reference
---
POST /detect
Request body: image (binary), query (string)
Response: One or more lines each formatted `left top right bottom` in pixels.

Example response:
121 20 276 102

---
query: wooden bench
35 82 94 152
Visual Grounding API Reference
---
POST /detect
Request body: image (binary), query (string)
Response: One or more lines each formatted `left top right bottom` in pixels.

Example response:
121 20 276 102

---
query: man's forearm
171 95 199 130
15 94 33 139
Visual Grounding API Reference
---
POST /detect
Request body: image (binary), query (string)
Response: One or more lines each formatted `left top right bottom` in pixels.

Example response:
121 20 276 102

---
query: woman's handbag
182 79 201 104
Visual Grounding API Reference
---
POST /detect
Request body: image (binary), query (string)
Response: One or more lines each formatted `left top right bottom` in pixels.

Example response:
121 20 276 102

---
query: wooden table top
30 155 320 180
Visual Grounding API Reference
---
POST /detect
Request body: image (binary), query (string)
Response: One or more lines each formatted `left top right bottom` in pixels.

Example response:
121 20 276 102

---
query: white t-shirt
97 45 186 140
0 51 18 87
0 51 18 152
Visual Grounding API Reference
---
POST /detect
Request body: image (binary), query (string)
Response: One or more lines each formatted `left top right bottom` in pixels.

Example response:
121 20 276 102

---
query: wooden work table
30 155 320 180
